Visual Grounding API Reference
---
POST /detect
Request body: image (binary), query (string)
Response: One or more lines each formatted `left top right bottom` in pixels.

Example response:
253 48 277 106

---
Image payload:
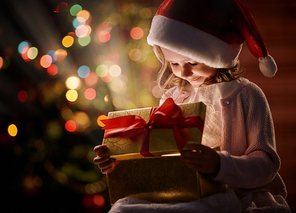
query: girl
94 0 291 212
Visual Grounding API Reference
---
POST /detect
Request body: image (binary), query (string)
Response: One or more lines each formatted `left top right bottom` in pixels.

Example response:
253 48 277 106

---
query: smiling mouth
189 76 202 82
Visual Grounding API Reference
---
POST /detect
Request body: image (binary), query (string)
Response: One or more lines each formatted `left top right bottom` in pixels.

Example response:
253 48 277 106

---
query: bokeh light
8 124 18 137
18 90 28 102
55 2 68 13
66 90 78 102
106 51 120 63
77 65 90 78
84 88 96 100
40 55 52 68
47 50 56 63
72 17 85 29
62 35 74 48
139 8 152 19
54 49 67 62
77 10 90 22
78 36 91 47
0 56 3 69
66 76 80 89
95 64 108 77
130 27 144 40
129 48 142 61
70 4 82 16
75 25 91 38
27 47 38 60
18 41 30 54
96 115 108 127
47 64 58 76
109 64 121 77
98 31 111 43
65 120 77 132
84 72 98 87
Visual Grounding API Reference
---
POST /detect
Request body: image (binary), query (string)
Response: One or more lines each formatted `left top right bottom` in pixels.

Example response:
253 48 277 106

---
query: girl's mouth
189 76 203 82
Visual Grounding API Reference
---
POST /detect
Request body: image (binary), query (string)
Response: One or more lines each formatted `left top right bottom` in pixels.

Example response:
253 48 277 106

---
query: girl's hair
153 45 243 90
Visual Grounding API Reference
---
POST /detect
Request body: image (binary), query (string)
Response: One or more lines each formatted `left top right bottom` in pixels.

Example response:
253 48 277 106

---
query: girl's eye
189 62 198 66
171 63 179 66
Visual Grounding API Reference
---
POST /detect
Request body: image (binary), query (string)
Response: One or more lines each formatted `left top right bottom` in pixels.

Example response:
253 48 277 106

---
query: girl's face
161 47 217 88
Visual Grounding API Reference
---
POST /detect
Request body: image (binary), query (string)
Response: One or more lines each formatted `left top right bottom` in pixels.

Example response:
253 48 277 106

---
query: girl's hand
180 141 220 176
93 144 118 174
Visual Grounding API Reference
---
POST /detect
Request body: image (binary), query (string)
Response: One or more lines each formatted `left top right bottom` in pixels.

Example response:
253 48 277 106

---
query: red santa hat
147 0 277 77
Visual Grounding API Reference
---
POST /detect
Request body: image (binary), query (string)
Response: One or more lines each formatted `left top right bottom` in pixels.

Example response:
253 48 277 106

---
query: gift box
101 98 225 204
107 156 225 204
101 98 206 160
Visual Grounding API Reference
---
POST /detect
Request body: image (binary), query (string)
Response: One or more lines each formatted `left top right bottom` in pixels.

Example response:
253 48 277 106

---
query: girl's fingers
93 155 110 164
93 144 108 155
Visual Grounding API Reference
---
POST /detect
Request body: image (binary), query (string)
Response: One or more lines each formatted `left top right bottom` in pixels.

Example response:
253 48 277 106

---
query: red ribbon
102 98 204 157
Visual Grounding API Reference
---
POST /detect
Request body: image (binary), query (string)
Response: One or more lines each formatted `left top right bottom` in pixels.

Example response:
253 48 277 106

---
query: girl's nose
181 64 193 77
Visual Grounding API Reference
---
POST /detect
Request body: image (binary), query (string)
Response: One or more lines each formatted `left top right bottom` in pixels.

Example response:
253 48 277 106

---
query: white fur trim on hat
258 55 277 78
147 15 243 69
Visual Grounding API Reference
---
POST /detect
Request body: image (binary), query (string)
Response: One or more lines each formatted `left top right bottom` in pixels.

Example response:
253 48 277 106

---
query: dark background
0 0 295 212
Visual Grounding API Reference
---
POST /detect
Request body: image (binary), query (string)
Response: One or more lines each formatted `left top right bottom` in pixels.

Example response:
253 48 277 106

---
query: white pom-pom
258 55 277 78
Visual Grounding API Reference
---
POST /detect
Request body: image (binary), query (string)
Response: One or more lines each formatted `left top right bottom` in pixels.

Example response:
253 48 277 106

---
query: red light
18 90 28 102
65 120 77 132
47 64 58 76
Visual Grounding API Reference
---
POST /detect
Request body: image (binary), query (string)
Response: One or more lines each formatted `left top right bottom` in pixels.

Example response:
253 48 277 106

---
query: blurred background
0 0 295 212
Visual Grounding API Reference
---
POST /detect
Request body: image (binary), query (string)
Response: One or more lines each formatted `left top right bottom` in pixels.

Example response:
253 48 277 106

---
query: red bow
102 98 204 157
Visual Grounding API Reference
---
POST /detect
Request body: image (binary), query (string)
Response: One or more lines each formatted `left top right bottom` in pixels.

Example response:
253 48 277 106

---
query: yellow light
66 76 80 89
27 47 38 60
0 56 3 69
54 49 67 62
161 153 180 157
66 90 78 102
8 124 18 137
62 35 74 48
97 115 108 127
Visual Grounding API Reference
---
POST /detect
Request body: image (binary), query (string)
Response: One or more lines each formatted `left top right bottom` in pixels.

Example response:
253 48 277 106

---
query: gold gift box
107 156 225 204
102 101 225 204
102 101 206 160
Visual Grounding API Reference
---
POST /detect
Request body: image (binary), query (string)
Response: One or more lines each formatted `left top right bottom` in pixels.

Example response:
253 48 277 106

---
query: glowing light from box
98 31 111 43
129 48 142 61
77 9 90 22
54 49 67 62
8 124 18 137
62 35 74 48
161 153 180 157
18 90 28 102
27 47 38 60
66 76 80 89
0 56 3 69
109 64 121 77
97 115 108 127
40 55 52 68
130 27 144 40
47 64 58 76
66 89 78 102
84 88 96 100
78 36 91 47
78 65 90 78
84 72 98 87
65 120 77 132
70 4 82 16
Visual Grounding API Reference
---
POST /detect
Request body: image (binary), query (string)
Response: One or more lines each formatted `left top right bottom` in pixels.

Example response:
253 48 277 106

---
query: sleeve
214 83 280 189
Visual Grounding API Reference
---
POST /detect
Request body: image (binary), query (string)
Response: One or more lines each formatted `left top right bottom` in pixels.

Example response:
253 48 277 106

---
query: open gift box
101 98 225 204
